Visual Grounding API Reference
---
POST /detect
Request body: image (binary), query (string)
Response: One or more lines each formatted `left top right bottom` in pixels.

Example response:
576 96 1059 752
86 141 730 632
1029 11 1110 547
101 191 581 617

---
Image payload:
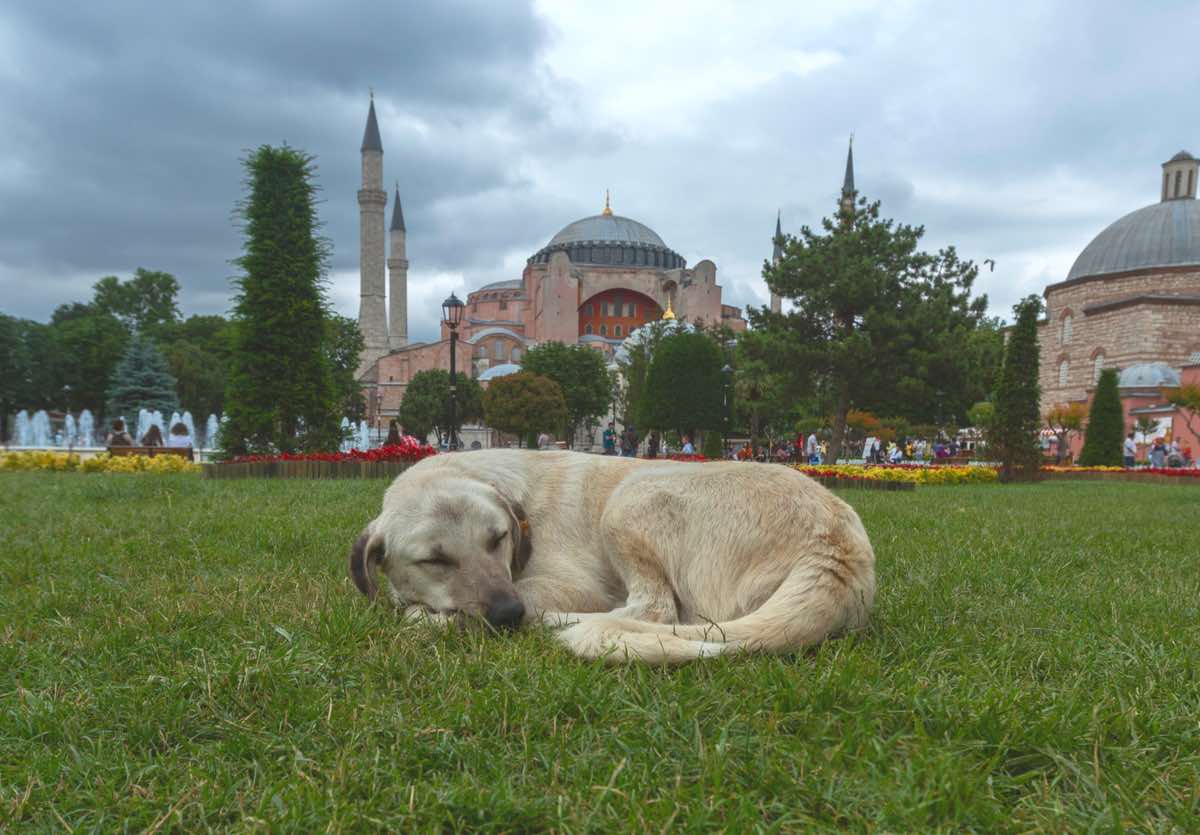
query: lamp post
442 292 466 450
722 363 733 454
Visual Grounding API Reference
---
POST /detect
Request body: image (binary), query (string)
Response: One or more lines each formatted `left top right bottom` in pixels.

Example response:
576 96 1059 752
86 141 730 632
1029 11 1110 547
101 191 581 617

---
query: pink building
352 95 748 426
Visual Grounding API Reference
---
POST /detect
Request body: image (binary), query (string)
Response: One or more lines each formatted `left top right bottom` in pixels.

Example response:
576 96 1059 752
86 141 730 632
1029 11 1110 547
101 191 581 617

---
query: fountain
30 410 51 447
358 420 370 451
182 411 196 441
63 413 77 447
78 410 95 447
339 417 352 452
14 410 31 446
136 409 165 443
204 414 220 449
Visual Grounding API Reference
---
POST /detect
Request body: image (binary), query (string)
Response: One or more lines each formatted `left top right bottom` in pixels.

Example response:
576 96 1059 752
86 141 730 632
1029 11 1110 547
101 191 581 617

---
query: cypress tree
991 296 1042 482
105 333 179 419
223 145 340 455
1077 368 1124 466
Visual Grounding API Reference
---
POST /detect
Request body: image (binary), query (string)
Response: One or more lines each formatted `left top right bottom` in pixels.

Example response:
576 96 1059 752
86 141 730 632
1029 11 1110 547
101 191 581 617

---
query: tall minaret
387 183 408 350
358 94 389 374
770 210 783 314
840 135 856 215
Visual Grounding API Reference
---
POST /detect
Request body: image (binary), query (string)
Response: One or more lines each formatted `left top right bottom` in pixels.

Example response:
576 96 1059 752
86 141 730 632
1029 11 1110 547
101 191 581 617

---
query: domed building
352 94 748 427
1039 150 1200 457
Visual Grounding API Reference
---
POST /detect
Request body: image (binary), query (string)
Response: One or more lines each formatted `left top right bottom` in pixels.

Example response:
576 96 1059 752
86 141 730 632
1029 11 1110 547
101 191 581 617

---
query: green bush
1077 368 1124 467
701 431 723 459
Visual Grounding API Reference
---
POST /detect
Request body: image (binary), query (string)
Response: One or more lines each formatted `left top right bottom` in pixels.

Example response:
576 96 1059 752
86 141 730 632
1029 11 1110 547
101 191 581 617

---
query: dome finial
661 296 676 321
602 189 613 216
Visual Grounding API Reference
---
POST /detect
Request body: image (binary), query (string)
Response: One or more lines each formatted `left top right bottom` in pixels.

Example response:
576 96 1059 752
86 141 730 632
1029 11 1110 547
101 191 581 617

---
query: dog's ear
348 527 385 601
495 492 532 576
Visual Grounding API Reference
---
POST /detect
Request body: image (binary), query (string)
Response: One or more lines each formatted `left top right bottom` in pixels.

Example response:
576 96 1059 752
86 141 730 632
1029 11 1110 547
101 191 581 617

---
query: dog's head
349 476 530 629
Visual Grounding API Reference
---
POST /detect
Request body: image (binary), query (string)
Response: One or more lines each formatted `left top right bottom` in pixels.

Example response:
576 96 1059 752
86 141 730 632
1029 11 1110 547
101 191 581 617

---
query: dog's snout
485 596 525 630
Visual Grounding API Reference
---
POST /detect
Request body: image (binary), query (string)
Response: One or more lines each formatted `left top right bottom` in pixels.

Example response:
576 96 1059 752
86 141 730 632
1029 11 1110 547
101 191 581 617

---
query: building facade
353 99 748 426
1038 150 1200 456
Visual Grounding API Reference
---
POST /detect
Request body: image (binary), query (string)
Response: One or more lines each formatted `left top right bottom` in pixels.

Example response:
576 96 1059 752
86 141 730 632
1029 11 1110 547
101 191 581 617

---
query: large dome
529 212 685 269
1066 198 1200 281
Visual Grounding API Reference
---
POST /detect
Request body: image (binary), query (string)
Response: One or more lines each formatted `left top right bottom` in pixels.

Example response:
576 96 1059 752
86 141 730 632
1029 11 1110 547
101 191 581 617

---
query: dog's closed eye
488 530 508 552
418 549 456 568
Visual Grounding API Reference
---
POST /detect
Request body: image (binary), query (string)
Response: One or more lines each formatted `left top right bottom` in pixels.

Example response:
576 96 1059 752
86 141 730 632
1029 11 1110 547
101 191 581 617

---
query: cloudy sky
2 0 1199 341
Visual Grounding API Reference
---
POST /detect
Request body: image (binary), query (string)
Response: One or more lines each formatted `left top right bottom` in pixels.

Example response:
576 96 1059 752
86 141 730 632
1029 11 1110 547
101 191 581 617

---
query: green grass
2 474 1198 832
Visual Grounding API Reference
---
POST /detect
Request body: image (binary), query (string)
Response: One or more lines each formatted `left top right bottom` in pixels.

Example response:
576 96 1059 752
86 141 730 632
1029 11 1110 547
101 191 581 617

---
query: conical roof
361 99 383 152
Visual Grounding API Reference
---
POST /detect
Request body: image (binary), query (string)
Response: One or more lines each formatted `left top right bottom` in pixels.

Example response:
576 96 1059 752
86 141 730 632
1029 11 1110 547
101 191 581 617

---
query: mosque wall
1038 265 1200 409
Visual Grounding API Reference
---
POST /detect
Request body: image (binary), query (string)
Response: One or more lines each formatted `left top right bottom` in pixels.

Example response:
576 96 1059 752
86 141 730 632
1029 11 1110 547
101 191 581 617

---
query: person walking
1123 431 1137 467
805 432 819 465
1149 437 1167 468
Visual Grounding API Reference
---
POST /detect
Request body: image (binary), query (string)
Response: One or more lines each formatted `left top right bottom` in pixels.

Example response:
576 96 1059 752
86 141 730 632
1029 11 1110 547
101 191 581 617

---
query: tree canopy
754 194 995 461
223 145 340 455
106 333 180 420
93 269 181 338
520 341 611 446
638 331 724 435
398 369 483 445
482 372 567 445
1077 369 1124 467
991 296 1043 481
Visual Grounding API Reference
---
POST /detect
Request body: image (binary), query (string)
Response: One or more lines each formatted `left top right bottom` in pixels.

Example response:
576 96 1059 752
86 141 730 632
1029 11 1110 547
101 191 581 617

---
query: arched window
584 323 593 335
1093 353 1104 383
493 341 505 360
510 347 522 363
475 344 487 357
1058 360 1069 387
1190 170 1195 197
600 324 608 337
1059 312 1073 345
1175 170 1183 198
615 325 623 338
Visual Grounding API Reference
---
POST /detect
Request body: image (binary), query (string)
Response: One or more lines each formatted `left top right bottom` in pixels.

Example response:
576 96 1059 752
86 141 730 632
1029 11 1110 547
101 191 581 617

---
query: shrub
1078 368 1124 467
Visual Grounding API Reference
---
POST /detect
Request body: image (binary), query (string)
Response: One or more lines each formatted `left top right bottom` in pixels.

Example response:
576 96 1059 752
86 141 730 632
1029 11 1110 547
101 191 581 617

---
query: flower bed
207 439 437 480
794 464 998 486
1 451 201 474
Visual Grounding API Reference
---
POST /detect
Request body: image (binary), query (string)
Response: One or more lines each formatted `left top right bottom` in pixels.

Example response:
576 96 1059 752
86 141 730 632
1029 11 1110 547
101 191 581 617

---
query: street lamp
441 292 466 450
722 363 733 453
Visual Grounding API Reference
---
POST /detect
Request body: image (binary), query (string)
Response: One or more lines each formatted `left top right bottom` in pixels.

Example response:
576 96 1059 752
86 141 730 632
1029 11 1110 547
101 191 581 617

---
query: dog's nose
485 596 525 630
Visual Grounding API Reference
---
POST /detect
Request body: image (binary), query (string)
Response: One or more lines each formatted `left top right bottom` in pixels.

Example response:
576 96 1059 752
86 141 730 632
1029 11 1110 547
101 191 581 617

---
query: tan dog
349 449 875 663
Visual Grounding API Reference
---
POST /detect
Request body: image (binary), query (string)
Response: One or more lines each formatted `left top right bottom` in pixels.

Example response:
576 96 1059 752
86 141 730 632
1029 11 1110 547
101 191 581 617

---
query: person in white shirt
1123 432 1137 468
680 435 695 455
806 432 819 464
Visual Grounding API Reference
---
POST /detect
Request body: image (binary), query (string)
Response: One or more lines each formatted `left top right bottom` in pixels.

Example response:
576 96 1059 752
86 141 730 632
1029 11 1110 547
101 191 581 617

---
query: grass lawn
2 473 1198 832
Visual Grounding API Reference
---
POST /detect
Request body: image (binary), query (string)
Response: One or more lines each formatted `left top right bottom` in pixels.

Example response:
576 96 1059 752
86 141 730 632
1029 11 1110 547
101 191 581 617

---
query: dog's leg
602 532 679 624
514 575 615 627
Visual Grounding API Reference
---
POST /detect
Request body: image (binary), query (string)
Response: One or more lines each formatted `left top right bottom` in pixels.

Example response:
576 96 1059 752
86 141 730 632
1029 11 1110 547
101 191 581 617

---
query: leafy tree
482 372 567 446
165 340 226 419
991 296 1043 481
50 306 129 414
0 315 33 441
615 320 678 425
757 194 989 461
1078 369 1124 466
223 145 340 455
701 429 723 460
638 331 724 436
1133 415 1158 442
732 355 780 453
398 369 483 445
521 341 611 448
326 314 366 421
966 401 995 431
1045 402 1087 464
1163 383 1200 447
106 333 180 420
93 269 181 338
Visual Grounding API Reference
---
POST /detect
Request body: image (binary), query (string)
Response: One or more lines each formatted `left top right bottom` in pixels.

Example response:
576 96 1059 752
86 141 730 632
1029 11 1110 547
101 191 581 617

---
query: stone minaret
840 135 856 215
357 95 389 374
770 211 783 314
387 183 408 350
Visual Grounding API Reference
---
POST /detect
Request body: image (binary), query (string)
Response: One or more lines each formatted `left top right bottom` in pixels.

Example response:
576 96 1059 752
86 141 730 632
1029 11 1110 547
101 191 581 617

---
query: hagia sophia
352 96 1199 449
352 97 747 427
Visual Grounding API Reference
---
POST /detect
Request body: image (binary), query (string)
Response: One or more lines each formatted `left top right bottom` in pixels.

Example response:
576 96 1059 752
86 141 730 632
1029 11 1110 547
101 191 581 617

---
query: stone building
353 98 748 427
1038 149 1200 457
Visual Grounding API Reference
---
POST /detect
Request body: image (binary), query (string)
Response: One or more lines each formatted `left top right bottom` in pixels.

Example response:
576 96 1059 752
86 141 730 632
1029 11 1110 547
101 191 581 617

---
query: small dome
1168 150 1196 163
1117 362 1180 389
478 363 522 382
1066 199 1200 281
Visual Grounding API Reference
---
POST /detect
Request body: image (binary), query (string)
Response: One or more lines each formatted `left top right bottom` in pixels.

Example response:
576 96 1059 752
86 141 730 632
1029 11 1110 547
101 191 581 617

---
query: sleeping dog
349 449 875 663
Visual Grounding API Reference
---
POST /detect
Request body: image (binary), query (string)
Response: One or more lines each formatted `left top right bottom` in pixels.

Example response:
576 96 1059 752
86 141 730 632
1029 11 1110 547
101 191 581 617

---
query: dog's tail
555 524 876 664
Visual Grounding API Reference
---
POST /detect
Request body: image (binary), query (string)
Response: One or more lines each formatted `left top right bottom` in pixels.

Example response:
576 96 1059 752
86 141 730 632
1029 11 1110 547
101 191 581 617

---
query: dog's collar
518 518 531 537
